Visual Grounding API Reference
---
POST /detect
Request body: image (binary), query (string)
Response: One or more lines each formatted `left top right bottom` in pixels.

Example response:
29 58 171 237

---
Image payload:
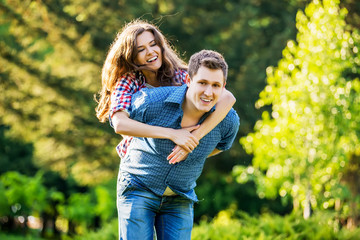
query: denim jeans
117 175 194 240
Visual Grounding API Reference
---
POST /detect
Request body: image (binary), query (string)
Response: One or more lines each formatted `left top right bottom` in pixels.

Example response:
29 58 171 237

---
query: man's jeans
117 175 194 240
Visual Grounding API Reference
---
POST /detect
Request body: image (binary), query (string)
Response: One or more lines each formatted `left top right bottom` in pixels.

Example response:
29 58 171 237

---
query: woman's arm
167 88 235 163
193 88 236 139
112 111 199 152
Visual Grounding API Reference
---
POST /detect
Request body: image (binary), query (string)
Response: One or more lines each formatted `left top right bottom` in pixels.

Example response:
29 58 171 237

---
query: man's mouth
200 98 212 103
147 56 158 63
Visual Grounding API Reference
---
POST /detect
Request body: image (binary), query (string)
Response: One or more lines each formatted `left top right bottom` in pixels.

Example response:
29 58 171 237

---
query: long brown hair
95 19 187 122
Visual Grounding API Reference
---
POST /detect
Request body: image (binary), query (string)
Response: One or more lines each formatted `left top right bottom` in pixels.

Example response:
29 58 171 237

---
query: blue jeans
117 175 194 240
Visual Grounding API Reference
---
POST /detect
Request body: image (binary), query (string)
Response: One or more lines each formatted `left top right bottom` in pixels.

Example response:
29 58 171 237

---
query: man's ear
185 74 191 85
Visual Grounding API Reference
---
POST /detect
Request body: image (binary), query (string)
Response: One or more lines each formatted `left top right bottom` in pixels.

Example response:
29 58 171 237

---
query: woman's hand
167 125 200 164
169 125 200 152
167 146 189 164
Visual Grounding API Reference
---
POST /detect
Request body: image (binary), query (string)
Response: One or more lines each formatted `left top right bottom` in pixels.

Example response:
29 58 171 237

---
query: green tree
239 0 360 226
0 0 120 185
0 0 311 187
0 125 36 176
0 172 47 232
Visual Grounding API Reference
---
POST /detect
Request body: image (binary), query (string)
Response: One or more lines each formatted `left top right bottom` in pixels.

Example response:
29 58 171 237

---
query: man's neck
181 98 203 128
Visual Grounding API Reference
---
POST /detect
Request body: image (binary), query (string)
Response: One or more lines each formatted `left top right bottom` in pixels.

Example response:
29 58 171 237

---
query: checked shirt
120 84 240 202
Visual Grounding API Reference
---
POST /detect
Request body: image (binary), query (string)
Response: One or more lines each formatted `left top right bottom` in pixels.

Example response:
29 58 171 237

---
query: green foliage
192 209 360 240
0 0 310 186
94 181 117 223
1 0 360 237
194 169 292 223
0 0 119 186
0 125 36 176
0 233 44 240
57 193 94 229
67 218 118 240
56 180 116 235
1 171 48 217
0 181 10 216
239 0 360 218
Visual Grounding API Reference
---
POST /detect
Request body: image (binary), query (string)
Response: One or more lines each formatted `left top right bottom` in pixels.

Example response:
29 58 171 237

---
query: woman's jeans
117 176 194 240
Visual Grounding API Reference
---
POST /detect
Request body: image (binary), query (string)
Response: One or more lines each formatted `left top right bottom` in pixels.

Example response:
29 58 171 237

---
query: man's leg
117 179 160 240
154 196 194 240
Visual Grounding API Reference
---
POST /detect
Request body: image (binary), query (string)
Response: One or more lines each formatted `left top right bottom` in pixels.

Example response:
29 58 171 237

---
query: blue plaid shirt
120 84 240 202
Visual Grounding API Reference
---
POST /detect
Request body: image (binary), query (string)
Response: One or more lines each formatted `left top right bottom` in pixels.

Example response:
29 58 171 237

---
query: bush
66 218 118 240
0 233 44 240
63 209 360 240
191 210 360 240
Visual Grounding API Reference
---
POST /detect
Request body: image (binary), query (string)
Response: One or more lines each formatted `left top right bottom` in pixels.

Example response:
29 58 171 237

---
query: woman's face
135 31 162 72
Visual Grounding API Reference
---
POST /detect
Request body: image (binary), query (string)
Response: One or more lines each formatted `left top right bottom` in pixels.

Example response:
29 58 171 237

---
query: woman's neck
142 70 160 87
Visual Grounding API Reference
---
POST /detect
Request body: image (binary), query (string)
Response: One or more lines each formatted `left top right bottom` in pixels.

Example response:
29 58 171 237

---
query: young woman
95 19 235 163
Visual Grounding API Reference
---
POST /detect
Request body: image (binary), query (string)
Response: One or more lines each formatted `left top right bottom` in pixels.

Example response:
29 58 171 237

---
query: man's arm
208 148 223 158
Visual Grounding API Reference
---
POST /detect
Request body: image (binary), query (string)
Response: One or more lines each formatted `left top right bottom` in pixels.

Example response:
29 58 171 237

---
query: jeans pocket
117 175 135 198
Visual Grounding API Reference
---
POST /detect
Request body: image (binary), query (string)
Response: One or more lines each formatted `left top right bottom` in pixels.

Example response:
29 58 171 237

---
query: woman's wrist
191 128 204 140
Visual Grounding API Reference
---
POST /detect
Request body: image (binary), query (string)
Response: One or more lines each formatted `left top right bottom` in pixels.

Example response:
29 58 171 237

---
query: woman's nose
146 47 154 55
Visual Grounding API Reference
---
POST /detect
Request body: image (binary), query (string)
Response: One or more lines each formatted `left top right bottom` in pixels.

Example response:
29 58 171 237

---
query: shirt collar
136 71 146 85
164 84 187 106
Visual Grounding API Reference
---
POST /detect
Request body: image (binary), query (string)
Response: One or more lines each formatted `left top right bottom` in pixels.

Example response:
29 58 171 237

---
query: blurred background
1 0 360 239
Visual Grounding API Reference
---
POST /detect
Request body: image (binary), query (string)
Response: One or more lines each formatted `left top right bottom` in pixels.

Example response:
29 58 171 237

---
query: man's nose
204 86 213 96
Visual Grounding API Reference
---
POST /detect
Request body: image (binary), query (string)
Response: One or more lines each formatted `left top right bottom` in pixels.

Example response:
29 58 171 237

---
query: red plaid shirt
110 69 189 158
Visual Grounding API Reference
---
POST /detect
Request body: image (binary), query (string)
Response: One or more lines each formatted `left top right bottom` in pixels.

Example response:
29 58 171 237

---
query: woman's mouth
147 56 158 63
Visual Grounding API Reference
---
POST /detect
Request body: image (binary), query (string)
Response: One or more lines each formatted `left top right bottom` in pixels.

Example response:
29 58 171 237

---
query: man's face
186 66 225 114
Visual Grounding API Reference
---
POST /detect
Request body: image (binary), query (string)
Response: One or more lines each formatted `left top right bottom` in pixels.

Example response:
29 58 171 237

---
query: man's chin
197 106 213 113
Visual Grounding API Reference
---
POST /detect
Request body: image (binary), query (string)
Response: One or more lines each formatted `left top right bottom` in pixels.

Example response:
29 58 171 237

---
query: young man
113 50 240 240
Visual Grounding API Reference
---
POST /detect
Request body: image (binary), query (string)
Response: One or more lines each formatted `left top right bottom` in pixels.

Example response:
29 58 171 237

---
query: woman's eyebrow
137 39 155 49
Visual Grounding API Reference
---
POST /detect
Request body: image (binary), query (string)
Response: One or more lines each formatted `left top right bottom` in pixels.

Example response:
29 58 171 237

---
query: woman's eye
138 48 145 52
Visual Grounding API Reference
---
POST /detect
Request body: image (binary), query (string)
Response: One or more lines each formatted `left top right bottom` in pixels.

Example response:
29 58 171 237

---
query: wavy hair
95 19 187 122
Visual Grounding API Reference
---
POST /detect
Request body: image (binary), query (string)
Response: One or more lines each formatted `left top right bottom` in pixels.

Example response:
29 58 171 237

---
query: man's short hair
188 50 228 82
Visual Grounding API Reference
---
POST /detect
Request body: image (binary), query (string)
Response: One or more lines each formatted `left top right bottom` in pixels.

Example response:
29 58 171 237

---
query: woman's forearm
112 111 199 151
192 88 236 139
113 111 172 138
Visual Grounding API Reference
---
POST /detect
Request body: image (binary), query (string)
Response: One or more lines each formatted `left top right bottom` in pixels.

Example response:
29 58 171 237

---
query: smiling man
116 50 240 240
